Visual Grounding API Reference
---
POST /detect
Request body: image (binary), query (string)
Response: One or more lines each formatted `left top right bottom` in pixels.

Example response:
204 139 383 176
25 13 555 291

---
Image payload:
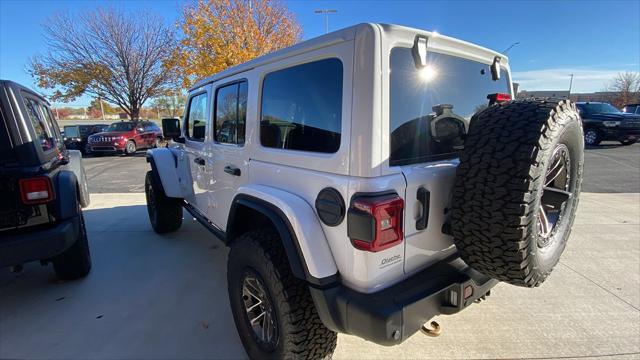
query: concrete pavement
0 192 639 359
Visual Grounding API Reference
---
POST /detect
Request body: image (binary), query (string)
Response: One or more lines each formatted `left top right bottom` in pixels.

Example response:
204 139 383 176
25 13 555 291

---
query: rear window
389 48 510 166
260 58 343 153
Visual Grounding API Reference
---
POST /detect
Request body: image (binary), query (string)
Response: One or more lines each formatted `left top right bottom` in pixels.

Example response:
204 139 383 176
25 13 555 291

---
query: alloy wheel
241 270 278 350
538 144 573 248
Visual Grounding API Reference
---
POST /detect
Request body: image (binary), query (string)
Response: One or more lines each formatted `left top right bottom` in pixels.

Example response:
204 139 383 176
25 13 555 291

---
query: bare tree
604 72 640 109
30 8 177 120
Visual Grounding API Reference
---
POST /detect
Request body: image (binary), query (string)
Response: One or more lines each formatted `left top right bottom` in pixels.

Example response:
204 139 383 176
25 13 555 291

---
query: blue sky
1 0 638 107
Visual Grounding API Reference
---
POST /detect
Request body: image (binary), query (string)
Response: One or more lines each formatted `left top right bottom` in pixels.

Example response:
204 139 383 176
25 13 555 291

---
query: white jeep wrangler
145 23 583 359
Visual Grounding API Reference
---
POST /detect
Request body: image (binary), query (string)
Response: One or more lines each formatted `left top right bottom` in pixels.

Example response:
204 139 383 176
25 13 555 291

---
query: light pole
568 74 574 98
502 41 520 54
314 9 337 34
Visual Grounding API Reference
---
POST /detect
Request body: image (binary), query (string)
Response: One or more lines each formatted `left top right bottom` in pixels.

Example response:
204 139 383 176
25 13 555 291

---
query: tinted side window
186 93 208 141
23 97 55 152
39 104 63 151
214 80 247 145
389 48 510 166
260 58 343 153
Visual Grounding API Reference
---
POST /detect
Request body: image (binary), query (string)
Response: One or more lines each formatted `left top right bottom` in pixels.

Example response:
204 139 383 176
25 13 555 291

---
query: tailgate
401 160 459 275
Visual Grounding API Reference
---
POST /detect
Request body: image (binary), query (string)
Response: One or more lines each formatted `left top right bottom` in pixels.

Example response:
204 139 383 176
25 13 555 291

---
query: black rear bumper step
310 256 497 346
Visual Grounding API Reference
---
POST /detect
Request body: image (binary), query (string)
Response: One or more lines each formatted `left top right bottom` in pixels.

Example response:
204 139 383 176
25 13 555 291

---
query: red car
87 121 162 155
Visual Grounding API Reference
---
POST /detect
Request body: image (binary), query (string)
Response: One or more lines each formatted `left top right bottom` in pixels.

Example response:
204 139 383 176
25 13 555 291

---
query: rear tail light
487 93 511 106
18 177 54 205
347 193 404 252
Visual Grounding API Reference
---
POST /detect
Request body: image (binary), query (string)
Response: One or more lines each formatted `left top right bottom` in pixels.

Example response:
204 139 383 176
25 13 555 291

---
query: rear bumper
310 256 498 346
0 217 80 267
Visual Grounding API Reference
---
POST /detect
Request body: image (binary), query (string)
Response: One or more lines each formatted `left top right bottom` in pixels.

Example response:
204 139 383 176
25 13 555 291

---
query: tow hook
420 321 442 337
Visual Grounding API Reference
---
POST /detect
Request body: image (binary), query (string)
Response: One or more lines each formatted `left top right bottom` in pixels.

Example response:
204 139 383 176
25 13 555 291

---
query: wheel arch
146 148 182 198
227 186 339 287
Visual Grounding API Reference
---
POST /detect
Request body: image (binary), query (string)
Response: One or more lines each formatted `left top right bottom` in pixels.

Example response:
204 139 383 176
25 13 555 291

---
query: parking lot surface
83 142 640 194
1 142 639 359
1 192 638 359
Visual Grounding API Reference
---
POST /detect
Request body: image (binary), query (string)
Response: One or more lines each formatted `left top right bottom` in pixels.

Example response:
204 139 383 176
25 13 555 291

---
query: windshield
389 47 511 166
579 103 622 114
106 122 136 132
64 126 80 138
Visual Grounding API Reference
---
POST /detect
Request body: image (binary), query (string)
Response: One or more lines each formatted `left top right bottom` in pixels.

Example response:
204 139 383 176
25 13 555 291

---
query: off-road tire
452 99 583 287
124 140 137 155
620 139 637 146
52 210 92 280
145 171 182 233
227 230 337 360
584 128 601 146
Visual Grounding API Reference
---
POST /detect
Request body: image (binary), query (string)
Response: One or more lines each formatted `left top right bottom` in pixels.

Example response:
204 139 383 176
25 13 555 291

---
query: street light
568 74 574 98
314 9 337 34
502 41 520 54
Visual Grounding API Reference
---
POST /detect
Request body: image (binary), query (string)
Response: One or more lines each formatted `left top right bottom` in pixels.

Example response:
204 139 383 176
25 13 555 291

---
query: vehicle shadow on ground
0 205 247 360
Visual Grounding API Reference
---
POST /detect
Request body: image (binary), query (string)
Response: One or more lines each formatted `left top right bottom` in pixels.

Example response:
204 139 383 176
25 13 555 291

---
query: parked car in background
622 103 640 115
87 120 162 155
577 102 640 146
0 80 92 280
63 124 108 154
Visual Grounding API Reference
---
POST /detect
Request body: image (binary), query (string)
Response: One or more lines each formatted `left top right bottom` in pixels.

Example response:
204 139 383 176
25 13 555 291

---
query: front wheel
584 128 601 146
620 139 637 146
145 171 182 233
227 230 337 360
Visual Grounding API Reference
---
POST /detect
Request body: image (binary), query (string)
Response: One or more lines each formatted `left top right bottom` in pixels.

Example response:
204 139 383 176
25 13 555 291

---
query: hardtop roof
189 23 507 92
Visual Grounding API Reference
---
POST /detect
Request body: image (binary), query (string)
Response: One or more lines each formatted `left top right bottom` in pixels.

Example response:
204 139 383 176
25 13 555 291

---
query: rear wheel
452 99 584 287
145 171 182 233
227 230 337 360
52 209 92 280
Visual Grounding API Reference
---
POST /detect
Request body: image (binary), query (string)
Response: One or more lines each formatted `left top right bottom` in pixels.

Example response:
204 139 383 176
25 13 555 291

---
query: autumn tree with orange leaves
168 0 301 88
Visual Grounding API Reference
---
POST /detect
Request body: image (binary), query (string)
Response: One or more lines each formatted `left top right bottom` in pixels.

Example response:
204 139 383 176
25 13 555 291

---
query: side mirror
162 117 182 142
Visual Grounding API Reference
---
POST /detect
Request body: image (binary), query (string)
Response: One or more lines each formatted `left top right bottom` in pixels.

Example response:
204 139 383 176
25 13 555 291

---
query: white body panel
237 183 338 279
152 23 513 293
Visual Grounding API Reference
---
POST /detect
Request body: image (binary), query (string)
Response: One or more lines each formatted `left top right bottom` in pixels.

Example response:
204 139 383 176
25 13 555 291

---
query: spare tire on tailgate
452 98 583 288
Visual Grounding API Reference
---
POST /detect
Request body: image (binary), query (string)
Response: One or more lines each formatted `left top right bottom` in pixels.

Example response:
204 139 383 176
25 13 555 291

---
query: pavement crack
559 261 640 312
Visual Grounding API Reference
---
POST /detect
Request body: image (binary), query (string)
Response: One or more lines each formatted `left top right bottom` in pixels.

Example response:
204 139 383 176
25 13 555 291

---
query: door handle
193 157 205 166
224 165 241 176
416 187 430 231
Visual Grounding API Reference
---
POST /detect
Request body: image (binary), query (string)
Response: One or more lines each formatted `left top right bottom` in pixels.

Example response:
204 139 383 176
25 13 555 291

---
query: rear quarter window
260 58 343 153
389 48 510 166
23 96 57 152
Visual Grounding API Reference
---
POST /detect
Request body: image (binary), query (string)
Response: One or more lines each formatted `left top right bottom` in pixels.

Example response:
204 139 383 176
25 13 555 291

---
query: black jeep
0 80 92 280
63 124 108 154
577 102 640 146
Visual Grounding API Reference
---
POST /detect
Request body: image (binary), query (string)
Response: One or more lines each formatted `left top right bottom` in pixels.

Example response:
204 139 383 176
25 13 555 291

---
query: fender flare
66 149 90 207
54 170 80 220
228 185 339 287
146 148 182 198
